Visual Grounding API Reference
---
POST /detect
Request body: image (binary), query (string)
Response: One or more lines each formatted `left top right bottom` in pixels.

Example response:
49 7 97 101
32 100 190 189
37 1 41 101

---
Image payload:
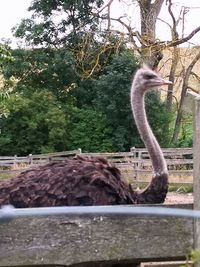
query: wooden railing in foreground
0 204 194 267
0 147 194 186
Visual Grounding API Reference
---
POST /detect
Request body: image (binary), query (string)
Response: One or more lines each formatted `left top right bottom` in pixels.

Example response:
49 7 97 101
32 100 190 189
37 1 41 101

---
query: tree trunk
166 47 179 113
138 0 165 69
163 47 179 143
171 50 200 144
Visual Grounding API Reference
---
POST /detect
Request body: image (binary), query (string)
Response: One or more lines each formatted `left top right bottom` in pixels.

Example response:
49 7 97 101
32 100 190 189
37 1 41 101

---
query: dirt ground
164 192 193 204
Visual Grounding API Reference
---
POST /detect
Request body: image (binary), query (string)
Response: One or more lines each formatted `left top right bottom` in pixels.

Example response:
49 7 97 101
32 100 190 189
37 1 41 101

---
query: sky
0 0 200 47
0 0 31 44
157 0 200 45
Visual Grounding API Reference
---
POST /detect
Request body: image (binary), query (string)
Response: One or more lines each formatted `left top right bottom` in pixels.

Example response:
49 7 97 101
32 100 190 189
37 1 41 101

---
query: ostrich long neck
131 84 168 176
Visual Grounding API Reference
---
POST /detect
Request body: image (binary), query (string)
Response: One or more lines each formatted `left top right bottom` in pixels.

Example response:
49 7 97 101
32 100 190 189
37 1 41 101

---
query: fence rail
0 203 194 267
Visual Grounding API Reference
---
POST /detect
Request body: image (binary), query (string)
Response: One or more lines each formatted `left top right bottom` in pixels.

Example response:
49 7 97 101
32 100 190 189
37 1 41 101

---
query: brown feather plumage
0 155 138 207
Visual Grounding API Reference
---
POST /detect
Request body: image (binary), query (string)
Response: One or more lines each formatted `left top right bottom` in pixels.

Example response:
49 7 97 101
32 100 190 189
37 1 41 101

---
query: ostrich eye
143 73 157 80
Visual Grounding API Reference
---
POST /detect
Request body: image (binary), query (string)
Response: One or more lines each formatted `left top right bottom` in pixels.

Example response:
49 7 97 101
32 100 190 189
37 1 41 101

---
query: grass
168 184 193 193
0 171 19 180
130 182 193 193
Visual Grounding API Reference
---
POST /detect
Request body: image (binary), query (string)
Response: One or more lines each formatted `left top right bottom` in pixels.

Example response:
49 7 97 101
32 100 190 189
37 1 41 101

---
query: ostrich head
132 65 173 93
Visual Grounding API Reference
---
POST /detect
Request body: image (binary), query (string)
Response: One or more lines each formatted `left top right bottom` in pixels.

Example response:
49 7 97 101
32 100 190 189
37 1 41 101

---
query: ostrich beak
151 78 173 88
160 79 173 85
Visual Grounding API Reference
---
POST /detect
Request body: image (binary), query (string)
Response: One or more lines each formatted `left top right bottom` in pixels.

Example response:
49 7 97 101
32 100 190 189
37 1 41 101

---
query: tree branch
171 50 200 143
105 16 142 50
191 71 200 83
167 0 178 40
167 26 200 47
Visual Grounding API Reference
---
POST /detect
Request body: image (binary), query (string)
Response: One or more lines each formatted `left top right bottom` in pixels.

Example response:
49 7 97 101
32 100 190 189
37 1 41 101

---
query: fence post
28 154 33 165
130 147 138 189
193 95 200 258
132 148 142 190
13 155 17 170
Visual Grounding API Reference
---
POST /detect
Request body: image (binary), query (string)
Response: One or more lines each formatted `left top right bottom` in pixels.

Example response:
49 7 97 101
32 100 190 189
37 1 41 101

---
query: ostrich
0 66 172 207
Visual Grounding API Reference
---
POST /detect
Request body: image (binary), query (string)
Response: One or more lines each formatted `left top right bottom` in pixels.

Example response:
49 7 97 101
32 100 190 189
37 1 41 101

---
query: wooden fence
0 147 194 186
0 149 81 175
0 204 194 267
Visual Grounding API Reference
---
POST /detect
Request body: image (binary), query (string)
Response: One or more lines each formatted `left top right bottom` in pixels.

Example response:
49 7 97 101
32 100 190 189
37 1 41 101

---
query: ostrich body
0 66 172 207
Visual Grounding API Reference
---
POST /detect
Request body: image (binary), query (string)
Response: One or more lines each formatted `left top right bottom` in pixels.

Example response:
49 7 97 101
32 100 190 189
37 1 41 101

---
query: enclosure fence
0 147 195 186
1 205 200 222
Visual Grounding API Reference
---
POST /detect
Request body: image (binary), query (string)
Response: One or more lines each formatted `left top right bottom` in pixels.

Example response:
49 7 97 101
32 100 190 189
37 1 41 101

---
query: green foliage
173 113 193 147
94 50 139 151
180 249 200 267
0 48 174 155
13 0 104 47
0 44 13 69
12 0 125 84
0 90 70 155
69 107 114 152
2 48 77 102
190 250 200 264
0 91 115 155
0 46 123 154
168 185 193 193
66 35 119 108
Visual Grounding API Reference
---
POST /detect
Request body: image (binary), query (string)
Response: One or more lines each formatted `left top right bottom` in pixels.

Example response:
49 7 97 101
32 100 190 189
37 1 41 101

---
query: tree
0 44 12 69
14 0 104 47
95 51 171 151
102 0 200 68
138 0 165 68
0 90 70 155
0 43 14 117
12 1 200 93
13 0 128 80
69 107 114 152
2 48 77 102
171 49 200 144
0 44 131 154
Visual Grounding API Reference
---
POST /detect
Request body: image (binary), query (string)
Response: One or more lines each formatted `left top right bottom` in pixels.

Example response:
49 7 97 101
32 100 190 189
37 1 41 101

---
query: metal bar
0 205 200 223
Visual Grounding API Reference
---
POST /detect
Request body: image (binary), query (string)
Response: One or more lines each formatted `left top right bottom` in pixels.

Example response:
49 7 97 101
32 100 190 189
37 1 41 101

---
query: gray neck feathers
131 81 168 176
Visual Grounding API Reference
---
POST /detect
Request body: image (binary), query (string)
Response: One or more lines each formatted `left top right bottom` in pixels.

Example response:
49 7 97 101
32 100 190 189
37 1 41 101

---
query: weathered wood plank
0 205 194 266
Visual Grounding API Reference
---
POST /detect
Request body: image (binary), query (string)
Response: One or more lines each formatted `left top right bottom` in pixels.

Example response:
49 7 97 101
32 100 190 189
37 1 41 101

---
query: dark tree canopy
2 48 77 102
0 90 70 155
0 44 13 70
14 0 104 47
